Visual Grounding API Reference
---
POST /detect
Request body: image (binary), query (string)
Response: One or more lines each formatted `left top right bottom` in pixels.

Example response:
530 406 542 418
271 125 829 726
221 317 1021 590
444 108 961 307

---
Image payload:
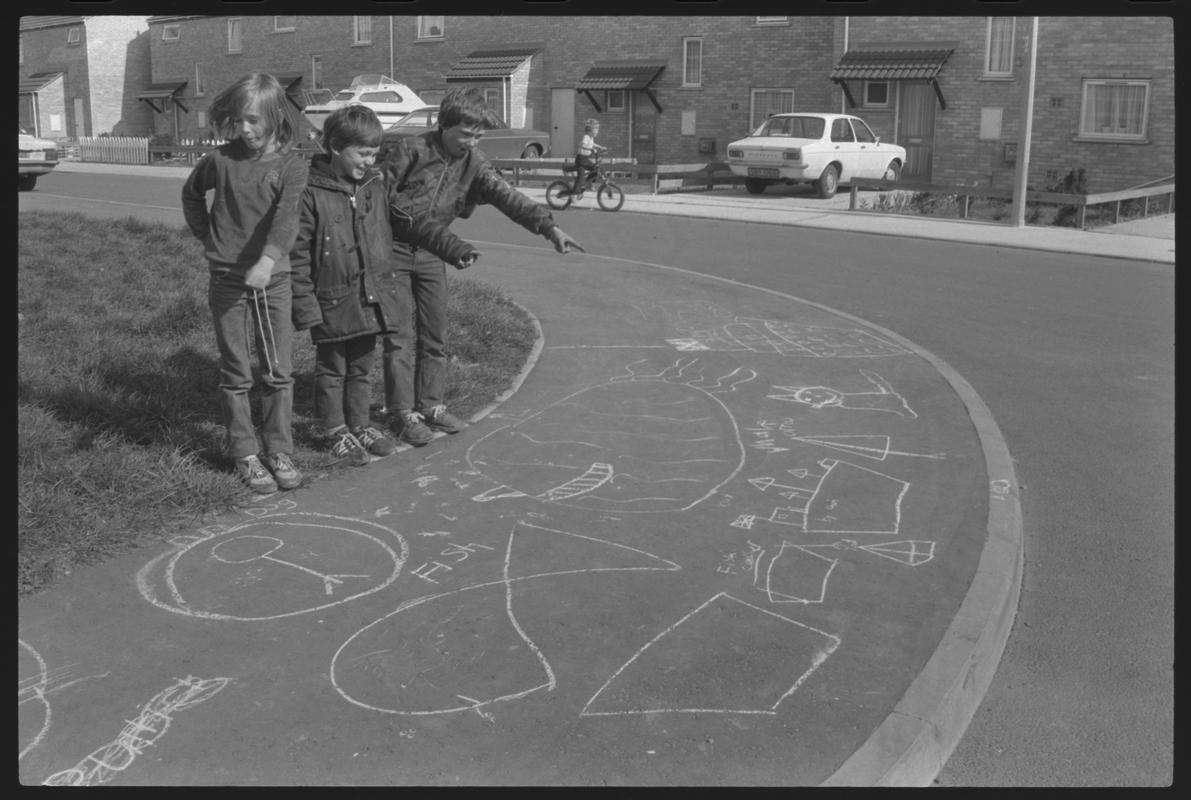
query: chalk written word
42 675 230 786
410 542 497 584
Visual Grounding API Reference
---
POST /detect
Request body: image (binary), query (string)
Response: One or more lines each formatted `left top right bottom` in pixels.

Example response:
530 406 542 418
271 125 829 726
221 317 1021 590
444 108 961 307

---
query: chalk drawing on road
638 300 911 357
467 358 751 513
332 521 681 716
580 592 840 716
732 458 910 535
768 370 918 417
19 640 51 760
136 512 407 621
41 675 230 786
800 538 937 567
746 420 944 461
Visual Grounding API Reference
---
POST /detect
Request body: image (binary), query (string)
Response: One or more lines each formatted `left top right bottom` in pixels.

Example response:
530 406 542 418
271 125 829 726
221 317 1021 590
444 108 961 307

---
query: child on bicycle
572 118 607 196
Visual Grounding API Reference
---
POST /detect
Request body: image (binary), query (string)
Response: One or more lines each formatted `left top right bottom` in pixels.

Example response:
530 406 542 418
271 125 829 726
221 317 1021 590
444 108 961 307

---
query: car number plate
747 167 779 178
25 151 45 161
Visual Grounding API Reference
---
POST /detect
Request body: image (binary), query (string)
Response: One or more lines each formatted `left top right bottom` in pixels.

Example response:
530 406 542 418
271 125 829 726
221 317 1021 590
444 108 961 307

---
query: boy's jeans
315 334 377 433
383 246 448 415
208 268 294 459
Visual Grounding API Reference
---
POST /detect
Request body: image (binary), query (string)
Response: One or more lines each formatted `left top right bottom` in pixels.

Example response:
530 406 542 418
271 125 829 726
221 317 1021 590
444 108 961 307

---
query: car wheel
744 178 767 195
815 164 839 198
882 160 902 183
18 174 37 191
520 144 543 160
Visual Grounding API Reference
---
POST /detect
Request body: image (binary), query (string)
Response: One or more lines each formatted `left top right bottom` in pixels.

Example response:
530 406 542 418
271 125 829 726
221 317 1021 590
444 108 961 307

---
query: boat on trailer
302 75 426 130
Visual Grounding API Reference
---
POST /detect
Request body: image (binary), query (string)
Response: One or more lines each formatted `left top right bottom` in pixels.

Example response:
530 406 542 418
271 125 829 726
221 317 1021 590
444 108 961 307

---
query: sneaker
236 454 278 495
263 452 303 490
396 411 434 447
352 426 396 457
327 426 371 467
424 404 468 434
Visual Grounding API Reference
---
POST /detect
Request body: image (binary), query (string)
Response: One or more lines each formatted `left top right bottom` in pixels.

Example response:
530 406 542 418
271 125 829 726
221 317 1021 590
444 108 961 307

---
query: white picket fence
77 136 150 164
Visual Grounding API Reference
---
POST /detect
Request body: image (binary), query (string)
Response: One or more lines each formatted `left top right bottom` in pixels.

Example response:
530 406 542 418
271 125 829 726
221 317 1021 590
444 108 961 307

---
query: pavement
18 161 1175 786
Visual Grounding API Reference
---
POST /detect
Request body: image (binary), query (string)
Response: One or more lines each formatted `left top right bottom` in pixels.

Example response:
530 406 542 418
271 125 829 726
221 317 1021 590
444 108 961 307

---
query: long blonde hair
207 72 300 149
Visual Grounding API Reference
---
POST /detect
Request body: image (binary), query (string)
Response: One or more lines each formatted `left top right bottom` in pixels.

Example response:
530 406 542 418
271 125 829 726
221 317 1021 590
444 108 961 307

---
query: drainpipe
841 17 849 114
389 17 394 78
1011 17 1038 227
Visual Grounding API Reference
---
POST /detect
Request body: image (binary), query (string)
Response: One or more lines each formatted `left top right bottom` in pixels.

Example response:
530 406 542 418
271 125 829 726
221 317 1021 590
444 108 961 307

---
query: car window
831 119 855 142
851 118 877 143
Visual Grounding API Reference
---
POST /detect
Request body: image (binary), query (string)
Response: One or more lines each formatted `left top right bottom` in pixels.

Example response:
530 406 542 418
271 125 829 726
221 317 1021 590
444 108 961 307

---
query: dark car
379 106 550 161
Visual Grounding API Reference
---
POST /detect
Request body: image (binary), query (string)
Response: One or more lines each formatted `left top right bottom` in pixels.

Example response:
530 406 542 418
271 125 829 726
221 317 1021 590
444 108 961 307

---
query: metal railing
490 158 742 193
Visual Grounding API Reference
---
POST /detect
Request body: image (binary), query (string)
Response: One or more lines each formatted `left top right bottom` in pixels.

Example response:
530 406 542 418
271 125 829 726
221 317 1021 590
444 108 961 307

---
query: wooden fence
77 137 149 165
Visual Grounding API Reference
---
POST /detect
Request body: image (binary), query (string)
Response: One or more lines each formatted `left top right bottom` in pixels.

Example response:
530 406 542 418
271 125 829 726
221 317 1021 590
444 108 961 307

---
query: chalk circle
139 512 407 621
19 639 51 760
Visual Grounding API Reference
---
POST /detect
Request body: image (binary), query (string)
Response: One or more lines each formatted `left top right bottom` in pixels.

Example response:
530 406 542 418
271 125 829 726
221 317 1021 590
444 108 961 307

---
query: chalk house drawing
332 521 680 716
733 458 910 535
42 675 230 786
467 358 753 513
136 512 407 621
581 592 840 716
768 369 918 418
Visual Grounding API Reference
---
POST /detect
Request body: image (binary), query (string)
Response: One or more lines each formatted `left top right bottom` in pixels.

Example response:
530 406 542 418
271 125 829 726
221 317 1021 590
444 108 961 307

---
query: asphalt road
19 170 1174 785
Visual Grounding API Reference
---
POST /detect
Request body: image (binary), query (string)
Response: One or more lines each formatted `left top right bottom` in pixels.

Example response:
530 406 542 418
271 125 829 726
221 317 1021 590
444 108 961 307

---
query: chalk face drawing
42 675 229 786
137 512 407 621
332 521 681 716
581 592 840 716
467 358 752 512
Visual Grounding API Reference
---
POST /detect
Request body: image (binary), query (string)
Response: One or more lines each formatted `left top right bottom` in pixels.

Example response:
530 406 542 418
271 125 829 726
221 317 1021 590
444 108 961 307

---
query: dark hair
321 105 383 153
437 87 490 130
207 72 300 149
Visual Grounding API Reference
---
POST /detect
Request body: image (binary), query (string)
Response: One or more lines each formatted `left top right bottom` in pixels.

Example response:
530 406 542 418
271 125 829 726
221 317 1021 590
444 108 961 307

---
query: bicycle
545 154 625 212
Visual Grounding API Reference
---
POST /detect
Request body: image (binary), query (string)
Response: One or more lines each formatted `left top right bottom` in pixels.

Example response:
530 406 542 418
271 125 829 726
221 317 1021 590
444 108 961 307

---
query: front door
897 82 935 181
550 88 575 158
632 93 656 164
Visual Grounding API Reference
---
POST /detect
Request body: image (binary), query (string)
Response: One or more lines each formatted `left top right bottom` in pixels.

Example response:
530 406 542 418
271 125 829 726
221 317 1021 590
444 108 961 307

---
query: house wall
20 20 91 140
82 16 153 136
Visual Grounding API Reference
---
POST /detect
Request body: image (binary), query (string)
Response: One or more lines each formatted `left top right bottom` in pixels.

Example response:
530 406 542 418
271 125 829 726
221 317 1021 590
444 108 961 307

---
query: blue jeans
207 268 294 459
315 334 377 433
383 246 448 415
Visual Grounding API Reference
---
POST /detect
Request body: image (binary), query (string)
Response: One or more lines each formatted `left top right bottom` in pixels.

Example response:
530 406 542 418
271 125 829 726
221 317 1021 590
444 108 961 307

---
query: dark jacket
383 129 558 262
290 154 402 343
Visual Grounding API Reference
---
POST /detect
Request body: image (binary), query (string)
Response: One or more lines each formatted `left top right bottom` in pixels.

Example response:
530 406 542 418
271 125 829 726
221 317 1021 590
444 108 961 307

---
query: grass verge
18 211 537 597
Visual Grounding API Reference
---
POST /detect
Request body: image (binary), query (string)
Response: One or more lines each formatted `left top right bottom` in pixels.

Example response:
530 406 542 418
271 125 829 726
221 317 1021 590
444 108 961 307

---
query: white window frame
19 35 23 65
755 17 790 26
606 90 626 112
417 16 445 40
162 24 180 42
353 16 372 45
67 27 81 45
749 88 795 131
682 37 703 87
1079 79 1151 141
863 81 890 107
984 17 1016 77
311 55 323 90
273 16 296 33
194 63 205 97
227 18 242 54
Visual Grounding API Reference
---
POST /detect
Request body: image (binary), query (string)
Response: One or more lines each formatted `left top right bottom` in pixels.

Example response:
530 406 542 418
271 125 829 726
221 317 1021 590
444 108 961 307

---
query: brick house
143 14 1172 192
19 15 154 141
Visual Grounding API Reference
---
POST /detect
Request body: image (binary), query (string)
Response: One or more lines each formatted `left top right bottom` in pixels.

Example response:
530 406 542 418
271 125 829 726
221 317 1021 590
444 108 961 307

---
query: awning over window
445 46 542 82
576 60 667 112
19 72 62 94
830 42 956 109
138 81 188 113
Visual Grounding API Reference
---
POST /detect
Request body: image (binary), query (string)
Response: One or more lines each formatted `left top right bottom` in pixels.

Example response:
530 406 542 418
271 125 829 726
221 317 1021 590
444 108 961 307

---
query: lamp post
1011 17 1039 227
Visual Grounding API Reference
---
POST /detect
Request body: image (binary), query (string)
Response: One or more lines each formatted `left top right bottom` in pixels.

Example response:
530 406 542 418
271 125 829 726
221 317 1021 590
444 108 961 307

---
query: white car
726 112 905 198
19 126 59 191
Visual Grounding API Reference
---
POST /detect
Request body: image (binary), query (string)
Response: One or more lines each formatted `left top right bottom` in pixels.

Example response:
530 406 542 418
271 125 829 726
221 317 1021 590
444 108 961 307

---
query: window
417 16 444 39
162 24 180 41
683 38 703 87
482 87 501 111
750 88 795 130
274 16 296 33
67 27 81 45
227 18 242 53
830 119 855 143
311 56 323 90
194 63 205 97
755 17 789 26
863 81 889 107
985 17 1015 77
360 90 406 104
1080 79 1150 140
198 110 208 130
353 16 372 45
852 118 877 143
606 90 626 112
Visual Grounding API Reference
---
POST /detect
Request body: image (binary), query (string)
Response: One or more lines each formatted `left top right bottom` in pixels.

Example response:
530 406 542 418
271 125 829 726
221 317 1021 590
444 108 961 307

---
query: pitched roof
444 45 544 82
830 42 957 81
576 60 667 91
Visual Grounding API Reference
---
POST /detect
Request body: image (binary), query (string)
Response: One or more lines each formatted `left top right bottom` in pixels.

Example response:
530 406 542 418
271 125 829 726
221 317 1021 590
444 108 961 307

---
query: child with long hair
181 72 310 494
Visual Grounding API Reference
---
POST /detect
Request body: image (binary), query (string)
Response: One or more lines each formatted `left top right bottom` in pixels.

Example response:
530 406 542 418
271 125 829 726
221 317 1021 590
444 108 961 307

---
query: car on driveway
19 126 59 190
379 106 550 161
726 112 904 198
